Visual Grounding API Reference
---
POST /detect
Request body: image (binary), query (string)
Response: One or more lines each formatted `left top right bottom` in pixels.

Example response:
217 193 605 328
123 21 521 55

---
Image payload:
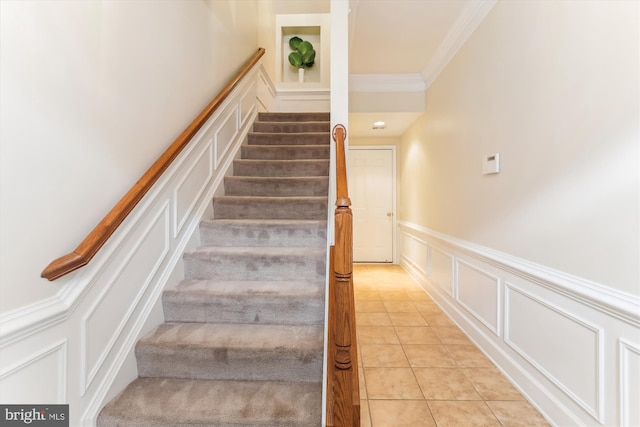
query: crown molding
349 73 426 93
422 0 497 88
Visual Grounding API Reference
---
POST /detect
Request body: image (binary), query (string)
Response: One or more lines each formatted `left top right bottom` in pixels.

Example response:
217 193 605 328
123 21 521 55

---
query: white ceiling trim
349 73 426 93
421 0 497 89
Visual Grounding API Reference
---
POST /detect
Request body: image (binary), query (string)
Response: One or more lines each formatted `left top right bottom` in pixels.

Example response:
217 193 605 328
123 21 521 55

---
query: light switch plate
483 153 500 174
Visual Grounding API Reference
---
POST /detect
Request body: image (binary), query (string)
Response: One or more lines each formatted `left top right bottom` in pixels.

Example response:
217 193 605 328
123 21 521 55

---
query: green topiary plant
288 36 316 69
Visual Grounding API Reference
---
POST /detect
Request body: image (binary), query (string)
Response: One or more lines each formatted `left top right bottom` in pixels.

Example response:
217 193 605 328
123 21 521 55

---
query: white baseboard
398 221 640 427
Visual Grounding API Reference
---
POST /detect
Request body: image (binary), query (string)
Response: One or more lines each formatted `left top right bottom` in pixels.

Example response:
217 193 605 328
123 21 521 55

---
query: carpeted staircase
97 112 331 426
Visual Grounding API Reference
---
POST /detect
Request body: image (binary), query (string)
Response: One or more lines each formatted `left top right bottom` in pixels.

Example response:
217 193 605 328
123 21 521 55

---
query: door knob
387 212 393 217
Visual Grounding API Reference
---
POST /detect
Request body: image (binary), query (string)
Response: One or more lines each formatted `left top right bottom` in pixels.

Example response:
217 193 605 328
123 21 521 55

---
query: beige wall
399 1 639 294
0 0 259 313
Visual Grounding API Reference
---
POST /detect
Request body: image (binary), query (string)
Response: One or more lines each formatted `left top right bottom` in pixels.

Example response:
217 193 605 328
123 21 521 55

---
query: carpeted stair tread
233 159 329 177
253 121 330 133
136 323 323 382
247 132 329 146
258 111 329 122
224 176 328 197
213 196 327 220
163 279 324 324
241 144 330 160
183 246 326 281
199 219 327 247
97 377 322 427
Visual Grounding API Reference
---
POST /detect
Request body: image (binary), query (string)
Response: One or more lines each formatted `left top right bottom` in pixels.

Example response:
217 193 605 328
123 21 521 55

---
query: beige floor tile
358 326 400 345
413 368 481 400
420 312 454 327
361 344 410 367
413 301 442 313
404 345 457 367
395 327 442 345
356 290 383 301
428 401 500 427
356 300 388 313
357 312 393 326
407 291 433 302
379 291 412 301
388 312 428 326
364 368 424 399
359 367 367 399
463 368 524 400
432 326 472 345
368 400 436 427
383 301 418 313
360 400 372 427
486 401 550 427
445 345 494 368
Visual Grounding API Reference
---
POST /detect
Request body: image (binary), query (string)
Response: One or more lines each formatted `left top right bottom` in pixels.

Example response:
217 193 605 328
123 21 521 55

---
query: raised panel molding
400 232 428 276
430 246 454 296
505 283 604 422
174 143 214 237
456 259 500 336
619 339 640 427
214 107 240 169
397 221 639 427
81 203 170 394
0 340 67 403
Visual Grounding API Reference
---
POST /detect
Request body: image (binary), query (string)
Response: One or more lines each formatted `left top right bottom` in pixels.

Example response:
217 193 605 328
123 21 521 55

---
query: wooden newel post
328 124 360 427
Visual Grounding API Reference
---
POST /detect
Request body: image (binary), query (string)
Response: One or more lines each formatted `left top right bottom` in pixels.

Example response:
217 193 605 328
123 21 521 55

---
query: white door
348 148 394 262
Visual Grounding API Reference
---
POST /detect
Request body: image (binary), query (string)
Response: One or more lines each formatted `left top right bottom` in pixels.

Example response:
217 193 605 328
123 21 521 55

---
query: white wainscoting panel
430 246 453 296
398 221 640 427
619 339 640 427
505 283 603 421
456 260 500 336
174 144 213 237
241 83 257 124
81 203 170 394
0 340 67 404
0 63 267 426
214 107 240 169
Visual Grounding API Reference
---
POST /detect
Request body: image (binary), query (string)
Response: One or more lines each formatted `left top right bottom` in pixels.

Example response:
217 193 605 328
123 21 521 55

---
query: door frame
348 145 398 264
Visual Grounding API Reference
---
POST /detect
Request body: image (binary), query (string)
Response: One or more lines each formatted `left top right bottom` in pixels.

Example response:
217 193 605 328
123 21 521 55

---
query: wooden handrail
41 48 266 281
326 124 360 427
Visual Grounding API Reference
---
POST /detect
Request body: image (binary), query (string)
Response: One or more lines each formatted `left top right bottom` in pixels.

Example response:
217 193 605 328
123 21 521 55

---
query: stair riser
233 160 329 177
200 221 327 247
136 346 323 383
163 294 324 325
213 198 327 220
183 253 326 281
241 145 330 160
253 122 330 133
224 177 328 196
248 133 329 146
258 112 330 122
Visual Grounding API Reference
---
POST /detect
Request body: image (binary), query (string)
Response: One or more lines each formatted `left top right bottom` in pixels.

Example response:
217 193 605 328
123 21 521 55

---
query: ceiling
347 0 495 137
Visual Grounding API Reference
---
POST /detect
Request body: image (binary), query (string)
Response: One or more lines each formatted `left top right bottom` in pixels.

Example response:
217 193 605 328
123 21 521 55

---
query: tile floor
353 264 550 427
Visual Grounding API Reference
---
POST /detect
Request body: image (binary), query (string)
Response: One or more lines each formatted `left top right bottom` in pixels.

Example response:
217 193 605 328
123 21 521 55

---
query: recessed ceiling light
373 120 386 130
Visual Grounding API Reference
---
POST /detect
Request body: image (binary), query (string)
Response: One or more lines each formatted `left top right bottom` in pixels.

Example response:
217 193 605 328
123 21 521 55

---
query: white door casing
348 147 396 262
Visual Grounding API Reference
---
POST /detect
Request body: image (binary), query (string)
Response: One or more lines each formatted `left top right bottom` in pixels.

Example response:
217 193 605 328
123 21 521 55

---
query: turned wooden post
327 124 360 427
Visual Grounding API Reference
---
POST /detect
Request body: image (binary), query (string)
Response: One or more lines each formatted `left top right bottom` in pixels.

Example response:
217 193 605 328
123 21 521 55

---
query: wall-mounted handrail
41 48 266 281
326 124 360 426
